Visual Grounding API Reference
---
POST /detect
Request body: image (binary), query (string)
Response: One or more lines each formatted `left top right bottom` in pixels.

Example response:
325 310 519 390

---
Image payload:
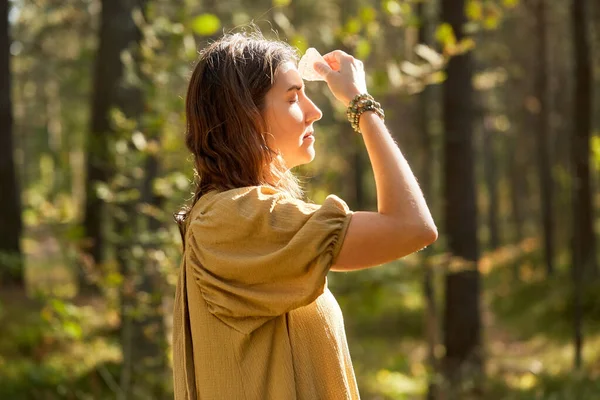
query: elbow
416 220 438 248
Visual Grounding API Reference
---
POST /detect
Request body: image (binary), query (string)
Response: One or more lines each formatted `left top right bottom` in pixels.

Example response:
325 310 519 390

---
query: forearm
359 111 436 230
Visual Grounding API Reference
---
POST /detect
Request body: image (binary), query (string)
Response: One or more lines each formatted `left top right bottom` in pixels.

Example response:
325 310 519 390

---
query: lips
303 131 314 139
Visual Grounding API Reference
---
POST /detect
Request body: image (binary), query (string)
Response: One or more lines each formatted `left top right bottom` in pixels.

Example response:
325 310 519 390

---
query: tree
84 0 140 278
0 0 24 287
571 0 595 370
532 0 555 276
415 2 439 399
441 0 482 394
82 0 147 291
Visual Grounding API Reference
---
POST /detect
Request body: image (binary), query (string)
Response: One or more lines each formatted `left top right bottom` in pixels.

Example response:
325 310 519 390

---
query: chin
302 149 316 164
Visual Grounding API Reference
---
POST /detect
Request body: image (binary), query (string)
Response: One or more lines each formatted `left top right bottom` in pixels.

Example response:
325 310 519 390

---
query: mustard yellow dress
172 186 360 400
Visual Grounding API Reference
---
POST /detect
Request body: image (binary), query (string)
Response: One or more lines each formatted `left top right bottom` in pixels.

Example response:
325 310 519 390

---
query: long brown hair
175 31 303 248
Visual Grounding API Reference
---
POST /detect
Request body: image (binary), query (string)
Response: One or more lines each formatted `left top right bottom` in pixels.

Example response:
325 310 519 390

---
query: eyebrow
286 84 304 92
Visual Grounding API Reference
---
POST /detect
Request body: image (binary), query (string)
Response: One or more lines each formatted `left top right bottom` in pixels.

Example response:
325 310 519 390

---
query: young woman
172 31 437 400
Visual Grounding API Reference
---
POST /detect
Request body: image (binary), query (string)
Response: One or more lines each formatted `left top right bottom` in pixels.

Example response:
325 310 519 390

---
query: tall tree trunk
483 119 500 250
571 0 595 370
0 0 24 287
441 0 482 395
533 0 555 276
336 0 364 210
416 2 439 399
82 0 145 291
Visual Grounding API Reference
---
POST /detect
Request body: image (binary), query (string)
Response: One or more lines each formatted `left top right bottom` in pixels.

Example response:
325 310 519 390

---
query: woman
172 31 437 400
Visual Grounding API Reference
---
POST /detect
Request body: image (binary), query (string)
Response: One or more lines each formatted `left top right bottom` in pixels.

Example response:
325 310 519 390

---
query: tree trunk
441 0 482 394
0 0 24 288
336 0 364 210
82 0 146 290
482 120 500 250
416 2 439 399
533 0 555 276
571 0 595 370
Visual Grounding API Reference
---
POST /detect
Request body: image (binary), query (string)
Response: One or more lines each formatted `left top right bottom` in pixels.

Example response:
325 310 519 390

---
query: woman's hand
314 50 368 105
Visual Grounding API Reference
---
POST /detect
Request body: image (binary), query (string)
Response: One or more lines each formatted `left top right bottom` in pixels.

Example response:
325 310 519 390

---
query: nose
304 96 323 124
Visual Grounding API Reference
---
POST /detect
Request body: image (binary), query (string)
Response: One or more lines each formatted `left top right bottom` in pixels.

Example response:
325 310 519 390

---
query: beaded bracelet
346 94 385 134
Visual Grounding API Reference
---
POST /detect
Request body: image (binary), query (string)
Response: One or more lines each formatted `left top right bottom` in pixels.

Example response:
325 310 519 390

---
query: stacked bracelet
346 93 385 134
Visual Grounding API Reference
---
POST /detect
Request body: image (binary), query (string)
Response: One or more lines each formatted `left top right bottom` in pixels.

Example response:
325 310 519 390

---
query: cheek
288 106 304 123
272 107 304 141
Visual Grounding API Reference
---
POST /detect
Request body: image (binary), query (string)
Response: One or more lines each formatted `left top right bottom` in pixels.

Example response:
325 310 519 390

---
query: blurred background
1 0 600 398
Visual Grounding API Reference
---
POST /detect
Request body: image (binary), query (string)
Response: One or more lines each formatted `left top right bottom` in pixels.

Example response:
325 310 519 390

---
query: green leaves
190 14 221 36
502 0 519 8
435 23 476 56
466 0 484 21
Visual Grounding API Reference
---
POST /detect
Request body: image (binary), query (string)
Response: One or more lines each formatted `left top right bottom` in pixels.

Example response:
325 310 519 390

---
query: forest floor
1 232 599 399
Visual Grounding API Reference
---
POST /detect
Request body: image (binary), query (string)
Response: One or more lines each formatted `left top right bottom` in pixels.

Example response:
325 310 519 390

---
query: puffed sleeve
185 186 353 334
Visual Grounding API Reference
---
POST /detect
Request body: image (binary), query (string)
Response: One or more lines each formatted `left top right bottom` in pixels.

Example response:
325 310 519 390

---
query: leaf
456 38 476 54
383 0 401 15
483 3 502 30
291 34 308 54
272 0 291 6
344 17 361 35
131 131 147 151
359 6 376 23
400 61 422 77
502 0 519 8
386 62 403 88
435 23 456 47
483 14 500 30
466 0 483 21
190 14 221 36
63 321 83 340
591 136 600 170
414 44 444 68
355 39 371 59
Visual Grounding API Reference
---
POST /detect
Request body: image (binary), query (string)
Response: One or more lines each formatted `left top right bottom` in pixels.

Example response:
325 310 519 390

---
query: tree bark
82 0 146 286
336 0 364 210
441 0 482 394
416 2 439 399
533 0 555 276
0 0 24 287
571 0 595 370
482 120 500 250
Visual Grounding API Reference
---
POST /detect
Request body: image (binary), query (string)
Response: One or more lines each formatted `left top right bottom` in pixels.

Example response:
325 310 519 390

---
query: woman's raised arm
315 50 437 271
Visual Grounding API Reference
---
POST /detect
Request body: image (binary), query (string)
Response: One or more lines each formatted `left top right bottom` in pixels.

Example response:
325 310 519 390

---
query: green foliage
190 14 221 36
489 268 600 343
6 0 599 399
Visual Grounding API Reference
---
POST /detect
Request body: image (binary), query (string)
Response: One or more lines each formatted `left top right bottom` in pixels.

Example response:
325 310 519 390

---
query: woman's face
262 61 323 169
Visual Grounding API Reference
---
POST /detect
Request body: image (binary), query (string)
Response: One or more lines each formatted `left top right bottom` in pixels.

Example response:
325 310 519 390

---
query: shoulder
188 185 350 228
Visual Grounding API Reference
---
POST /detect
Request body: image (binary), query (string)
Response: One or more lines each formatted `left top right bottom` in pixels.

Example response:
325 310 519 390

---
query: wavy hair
175 31 303 248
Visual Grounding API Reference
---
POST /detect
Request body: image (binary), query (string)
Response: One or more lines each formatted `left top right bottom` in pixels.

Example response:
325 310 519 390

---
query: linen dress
172 185 360 400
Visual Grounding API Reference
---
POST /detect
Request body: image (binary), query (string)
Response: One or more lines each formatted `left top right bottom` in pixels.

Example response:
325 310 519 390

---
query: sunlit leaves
355 39 371 59
436 23 457 48
466 0 484 21
590 136 600 171
344 17 362 35
465 0 507 30
291 34 308 54
435 23 476 56
190 14 221 36
383 0 402 15
414 44 444 69
131 131 147 151
502 0 519 8
359 6 376 23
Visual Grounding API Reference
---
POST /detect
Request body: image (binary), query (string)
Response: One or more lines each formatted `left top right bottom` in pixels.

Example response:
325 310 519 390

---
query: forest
1 0 600 398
